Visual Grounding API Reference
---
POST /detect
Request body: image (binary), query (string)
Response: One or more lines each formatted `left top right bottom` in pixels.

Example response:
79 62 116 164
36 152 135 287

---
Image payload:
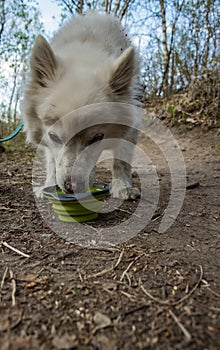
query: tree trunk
203 0 212 71
114 0 121 17
159 0 169 96
76 0 84 14
119 0 132 20
0 0 6 43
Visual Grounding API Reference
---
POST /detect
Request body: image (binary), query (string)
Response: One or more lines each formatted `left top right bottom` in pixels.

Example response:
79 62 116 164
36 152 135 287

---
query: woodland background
0 3 219 349
0 0 219 137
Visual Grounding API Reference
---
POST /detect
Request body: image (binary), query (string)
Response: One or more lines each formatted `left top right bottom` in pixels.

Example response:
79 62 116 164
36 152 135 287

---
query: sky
36 0 147 50
37 0 61 35
0 1 62 108
0 0 146 109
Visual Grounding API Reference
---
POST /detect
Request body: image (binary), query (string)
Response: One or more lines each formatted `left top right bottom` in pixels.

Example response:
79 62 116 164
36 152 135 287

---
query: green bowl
43 184 109 222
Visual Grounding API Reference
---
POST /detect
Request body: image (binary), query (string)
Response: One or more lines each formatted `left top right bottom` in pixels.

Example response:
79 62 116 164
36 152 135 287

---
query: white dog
22 12 141 199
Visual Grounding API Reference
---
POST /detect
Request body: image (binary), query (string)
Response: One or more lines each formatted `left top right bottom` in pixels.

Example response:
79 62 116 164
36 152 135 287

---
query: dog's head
44 104 138 193
23 35 139 192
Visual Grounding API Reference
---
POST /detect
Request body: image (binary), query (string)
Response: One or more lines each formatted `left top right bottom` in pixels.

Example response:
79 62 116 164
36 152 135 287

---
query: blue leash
0 120 24 142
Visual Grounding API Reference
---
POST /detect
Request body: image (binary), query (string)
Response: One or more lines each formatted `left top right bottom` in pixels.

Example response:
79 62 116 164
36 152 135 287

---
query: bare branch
119 0 132 20
0 0 7 42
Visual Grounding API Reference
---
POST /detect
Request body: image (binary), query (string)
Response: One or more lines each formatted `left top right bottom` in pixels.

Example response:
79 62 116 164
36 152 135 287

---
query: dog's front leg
34 148 56 198
44 147 56 187
111 159 140 200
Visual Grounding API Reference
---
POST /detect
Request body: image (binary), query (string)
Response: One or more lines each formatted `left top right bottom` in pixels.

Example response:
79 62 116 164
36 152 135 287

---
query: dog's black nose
64 179 73 193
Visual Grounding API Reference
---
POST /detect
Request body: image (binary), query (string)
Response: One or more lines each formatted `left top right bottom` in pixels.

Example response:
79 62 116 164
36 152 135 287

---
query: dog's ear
109 47 134 96
30 35 58 87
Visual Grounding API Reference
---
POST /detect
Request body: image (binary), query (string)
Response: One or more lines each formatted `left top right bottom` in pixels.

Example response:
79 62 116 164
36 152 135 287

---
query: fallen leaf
52 333 77 349
92 335 117 350
16 274 38 281
0 306 23 331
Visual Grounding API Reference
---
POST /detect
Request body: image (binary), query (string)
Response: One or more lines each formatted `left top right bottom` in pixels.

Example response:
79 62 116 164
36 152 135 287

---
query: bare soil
0 126 220 350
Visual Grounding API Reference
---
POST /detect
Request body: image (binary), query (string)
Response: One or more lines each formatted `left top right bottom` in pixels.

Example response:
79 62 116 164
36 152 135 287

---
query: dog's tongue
71 183 77 192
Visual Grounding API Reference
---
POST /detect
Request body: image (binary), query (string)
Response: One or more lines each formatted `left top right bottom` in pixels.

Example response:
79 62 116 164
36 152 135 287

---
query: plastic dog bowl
43 183 109 222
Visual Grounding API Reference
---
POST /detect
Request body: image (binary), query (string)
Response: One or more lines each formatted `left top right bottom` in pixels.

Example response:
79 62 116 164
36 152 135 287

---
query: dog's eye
88 133 104 145
48 132 63 144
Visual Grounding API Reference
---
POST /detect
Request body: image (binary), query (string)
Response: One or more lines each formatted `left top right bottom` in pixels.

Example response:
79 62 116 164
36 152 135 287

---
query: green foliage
127 0 219 99
0 0 218 129
0 0 43 131
167 105 175 115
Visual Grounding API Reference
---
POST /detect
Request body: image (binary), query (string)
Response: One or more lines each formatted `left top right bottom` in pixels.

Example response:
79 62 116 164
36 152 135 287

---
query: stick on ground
2 241 30 258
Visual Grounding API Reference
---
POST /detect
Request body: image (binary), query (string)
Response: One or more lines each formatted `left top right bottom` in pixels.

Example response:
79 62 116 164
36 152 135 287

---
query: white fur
22 12 141 199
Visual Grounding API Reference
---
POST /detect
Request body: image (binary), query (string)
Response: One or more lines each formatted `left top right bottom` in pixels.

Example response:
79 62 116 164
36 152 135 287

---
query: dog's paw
33 186 44 199
118 187 140 200
111 180 140 200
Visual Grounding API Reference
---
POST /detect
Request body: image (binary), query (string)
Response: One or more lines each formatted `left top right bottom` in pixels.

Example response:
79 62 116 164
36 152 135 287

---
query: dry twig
140 265 203 306
2 241 30 258
1 266 8 289
202 279 220 298
0 266 9 302
169 309 191 343
9 270 16 307
140 283 169 305
186 182 200 190
87 249 124 278
172 265 203 305
120 253 144 282
113 207 141 218
111 304 148 319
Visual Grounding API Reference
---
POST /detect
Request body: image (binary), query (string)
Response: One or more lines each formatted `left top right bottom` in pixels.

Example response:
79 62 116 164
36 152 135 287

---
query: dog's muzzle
64 178 85 193
64 179 77 193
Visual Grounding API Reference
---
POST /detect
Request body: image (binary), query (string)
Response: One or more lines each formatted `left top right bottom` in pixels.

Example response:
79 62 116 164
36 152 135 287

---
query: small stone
93 312 111 328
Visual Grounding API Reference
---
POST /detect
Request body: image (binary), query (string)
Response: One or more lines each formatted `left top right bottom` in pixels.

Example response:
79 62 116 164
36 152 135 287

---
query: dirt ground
0 125 219 350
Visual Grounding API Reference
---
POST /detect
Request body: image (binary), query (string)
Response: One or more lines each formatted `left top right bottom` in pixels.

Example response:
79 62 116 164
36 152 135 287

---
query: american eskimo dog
22 12 141 199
